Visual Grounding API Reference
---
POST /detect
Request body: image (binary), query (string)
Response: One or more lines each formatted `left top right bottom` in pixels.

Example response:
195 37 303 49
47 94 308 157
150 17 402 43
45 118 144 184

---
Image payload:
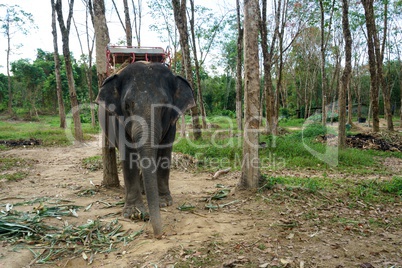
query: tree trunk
362 0 379 132
73 4 96 128
240 0 260 189
6 18 12 115
339 0 352 149
235 0 243 131
172 0 202 140
123 0 132 46
92 0 120 187
259 0 279 134
347 79 353 125
55 0 83 142
51 0 66 128
319 0 335 126
319 0 327 125
400 59 402 126
189 0 207 129
377 1 393 131
132 0 142 47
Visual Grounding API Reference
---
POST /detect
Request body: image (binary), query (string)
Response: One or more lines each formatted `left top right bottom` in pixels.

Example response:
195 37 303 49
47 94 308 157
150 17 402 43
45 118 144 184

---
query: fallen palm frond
0 210 57 241
76 188 99 197
177 203 196 211
210 189 231 200
0 199 143 264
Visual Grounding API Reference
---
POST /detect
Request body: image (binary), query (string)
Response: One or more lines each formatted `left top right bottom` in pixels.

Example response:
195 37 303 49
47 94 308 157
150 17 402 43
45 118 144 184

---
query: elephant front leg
157 135 174 208
122 148 148 220
157 162 173 208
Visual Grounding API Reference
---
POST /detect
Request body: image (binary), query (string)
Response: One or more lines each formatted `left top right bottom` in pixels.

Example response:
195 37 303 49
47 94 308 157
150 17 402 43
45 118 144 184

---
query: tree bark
189 0 207 129
362 0 379 132
377 1 393 131
51 0 66 128
92 0 120 187
123 0 133 46
339 0 352 149
6 18 12 115
240 0 260 189
400 59 402 126
132 0 142 46
55 0 84 142
235 0 243 131
172 0 202 140
347 79 353 125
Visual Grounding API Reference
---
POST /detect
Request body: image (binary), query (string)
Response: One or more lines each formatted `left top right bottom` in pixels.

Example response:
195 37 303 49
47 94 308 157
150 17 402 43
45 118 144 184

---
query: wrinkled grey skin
96 62 195 238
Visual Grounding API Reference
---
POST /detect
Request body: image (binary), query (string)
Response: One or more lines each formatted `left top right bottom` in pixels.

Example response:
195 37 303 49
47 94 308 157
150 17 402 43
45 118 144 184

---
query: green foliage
307 112 339 123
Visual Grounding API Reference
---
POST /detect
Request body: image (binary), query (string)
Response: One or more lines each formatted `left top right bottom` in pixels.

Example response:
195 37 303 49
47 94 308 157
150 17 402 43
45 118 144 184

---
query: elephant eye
125 102 131 111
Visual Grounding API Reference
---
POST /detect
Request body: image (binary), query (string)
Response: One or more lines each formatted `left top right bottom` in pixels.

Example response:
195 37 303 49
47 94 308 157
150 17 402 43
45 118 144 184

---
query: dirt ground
0 134 402 268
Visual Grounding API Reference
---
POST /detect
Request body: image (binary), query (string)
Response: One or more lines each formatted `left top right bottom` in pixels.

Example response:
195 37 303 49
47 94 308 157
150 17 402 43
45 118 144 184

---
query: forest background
0 0 401 133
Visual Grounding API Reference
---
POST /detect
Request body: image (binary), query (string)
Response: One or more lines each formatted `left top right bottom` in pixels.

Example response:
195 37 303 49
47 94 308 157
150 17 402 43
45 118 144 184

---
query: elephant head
96 62 195 238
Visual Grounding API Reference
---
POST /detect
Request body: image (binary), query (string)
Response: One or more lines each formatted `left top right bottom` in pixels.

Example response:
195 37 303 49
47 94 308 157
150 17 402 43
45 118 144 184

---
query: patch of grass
0 157 31 181
82 155 102 171
259 176 326 194
0 115 98 146
174 120 401 174
0 171 28 181
258 175 402 205
351 177 402 203
278 118 305 128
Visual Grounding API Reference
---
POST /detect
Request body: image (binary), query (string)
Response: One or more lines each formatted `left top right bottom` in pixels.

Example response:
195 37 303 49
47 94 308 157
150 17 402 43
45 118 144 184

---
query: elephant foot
159 194 173 207
123 205 149 221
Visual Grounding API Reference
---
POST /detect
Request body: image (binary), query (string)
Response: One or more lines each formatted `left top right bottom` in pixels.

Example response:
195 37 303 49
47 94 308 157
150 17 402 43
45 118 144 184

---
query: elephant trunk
138 143 163 238
130 111 163 238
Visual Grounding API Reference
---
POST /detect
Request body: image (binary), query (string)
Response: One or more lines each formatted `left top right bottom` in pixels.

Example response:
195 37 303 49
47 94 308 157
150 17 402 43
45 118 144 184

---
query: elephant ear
171 76 196 125
95 74 123 116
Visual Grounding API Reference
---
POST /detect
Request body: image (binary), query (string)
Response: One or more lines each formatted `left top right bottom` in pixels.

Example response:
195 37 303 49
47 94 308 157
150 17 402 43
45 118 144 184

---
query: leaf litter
0 197 142 264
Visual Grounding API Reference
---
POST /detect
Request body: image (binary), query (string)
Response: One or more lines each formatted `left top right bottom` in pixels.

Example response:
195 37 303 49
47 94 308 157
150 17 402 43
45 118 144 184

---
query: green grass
258 175 402 204
278 118 305 128
0 157 31 181
82 155 102 171
0 115 99 146
173 120 402 174
0 114 400 176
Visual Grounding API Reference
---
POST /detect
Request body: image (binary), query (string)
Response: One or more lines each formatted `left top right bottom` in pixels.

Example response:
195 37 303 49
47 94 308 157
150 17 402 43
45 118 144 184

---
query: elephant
96 62 195 238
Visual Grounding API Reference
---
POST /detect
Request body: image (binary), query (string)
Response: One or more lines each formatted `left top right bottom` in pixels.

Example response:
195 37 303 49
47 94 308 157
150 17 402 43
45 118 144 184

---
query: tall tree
50 0 66 128
235 0 243 131
54 0 84 142
132 0 142 46
377 1 393 131
73 1 96 127
111 0 133 46
123 0 133 46
362 0 380 132
0 4 34 115
189 0 207 129
339 0 352 149
319 0 335 126
172 0 202 140
240 0 260 189
91 0 120 187
259 0 279 134
11 59 46 118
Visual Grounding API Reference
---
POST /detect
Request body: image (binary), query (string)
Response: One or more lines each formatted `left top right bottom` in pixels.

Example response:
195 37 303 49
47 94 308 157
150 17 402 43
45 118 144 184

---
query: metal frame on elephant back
106 45 171 75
